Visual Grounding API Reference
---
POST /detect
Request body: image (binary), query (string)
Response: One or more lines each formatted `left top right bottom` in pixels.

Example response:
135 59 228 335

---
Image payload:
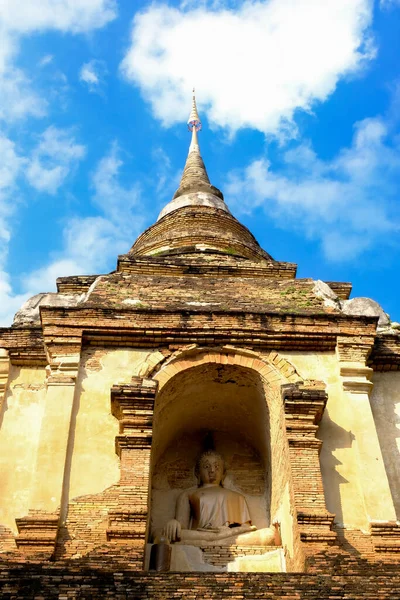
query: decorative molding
368 333 400 371
340 363 374 394
115 435 153 456
370 521 400 553
117 254 297 279
46 353 81 385
106 510 147 542
287 438 322 450
297 512 336 544
111 377 157 445
39 305 378 354
282 382 328 425
15 512 59 556
336 335 375 365
0 328 47 366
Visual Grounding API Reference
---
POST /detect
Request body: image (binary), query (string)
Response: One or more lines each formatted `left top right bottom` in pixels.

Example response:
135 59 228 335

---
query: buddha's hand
165 519 181 542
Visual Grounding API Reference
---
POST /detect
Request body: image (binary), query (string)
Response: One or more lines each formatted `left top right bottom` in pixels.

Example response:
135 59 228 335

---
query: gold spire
173 90 223 201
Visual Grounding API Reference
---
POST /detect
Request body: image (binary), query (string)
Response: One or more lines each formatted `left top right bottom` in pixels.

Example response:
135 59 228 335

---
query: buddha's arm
165 491 191 542
176 491 191 529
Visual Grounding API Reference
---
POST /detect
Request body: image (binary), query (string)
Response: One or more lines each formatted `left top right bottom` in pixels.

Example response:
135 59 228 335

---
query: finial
158 88 225 210
187 88 201 132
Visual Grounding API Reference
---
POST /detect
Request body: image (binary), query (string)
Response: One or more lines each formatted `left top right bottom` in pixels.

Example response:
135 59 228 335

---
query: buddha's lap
177 526 276 547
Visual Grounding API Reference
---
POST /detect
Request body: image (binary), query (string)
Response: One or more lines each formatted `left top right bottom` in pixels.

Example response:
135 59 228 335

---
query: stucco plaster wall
370 372 400 520
280 352 368 529
68 348 152 501
0 366 47 533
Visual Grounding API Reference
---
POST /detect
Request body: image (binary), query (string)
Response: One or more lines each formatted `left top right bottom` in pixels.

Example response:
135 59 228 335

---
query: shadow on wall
370 373 400 521
0 365 19 429
59 365 85 525
318 410 365 558
318 410 355 527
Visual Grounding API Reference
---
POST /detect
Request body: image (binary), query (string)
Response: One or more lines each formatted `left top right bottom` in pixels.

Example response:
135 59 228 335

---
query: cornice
0 307 379 366
368 333 400 372
41 306 377 352
117 255 297 279
0 327 47 365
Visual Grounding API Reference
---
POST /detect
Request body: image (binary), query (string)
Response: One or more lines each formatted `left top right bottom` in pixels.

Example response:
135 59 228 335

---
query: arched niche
150 359 291 541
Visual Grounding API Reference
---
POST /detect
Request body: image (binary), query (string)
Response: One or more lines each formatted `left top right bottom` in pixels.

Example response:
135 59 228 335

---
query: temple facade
0 95 399 597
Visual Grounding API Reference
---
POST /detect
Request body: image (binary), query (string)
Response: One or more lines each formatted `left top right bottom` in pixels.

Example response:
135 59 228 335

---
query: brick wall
1 560 400 599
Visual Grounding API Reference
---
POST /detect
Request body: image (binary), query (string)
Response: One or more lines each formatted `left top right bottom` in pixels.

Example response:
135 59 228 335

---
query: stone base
227 548 285 572
2 561 400 599
146 543 285 573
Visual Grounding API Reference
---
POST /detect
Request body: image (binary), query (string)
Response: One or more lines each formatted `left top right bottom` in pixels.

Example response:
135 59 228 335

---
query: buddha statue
164 450 278 547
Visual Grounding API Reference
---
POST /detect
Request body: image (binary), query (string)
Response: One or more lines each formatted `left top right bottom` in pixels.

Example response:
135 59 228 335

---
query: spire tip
188 89 201 132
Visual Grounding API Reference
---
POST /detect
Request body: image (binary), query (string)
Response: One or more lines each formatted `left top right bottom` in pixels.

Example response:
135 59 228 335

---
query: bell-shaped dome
127 91 274 263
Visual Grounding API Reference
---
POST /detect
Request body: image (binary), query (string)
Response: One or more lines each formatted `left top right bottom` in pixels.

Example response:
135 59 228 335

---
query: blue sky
0 0 399 326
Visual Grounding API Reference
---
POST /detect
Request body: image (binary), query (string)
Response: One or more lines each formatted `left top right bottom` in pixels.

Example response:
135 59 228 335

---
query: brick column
108 377 158 566
283 382 336 546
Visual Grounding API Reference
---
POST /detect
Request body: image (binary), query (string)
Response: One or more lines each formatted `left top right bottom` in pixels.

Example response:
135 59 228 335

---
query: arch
142 345 303 388
149 346 303 494
148 346 303 560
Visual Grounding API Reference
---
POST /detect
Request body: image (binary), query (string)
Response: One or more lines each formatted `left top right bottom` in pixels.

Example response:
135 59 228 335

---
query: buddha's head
195 450 225 486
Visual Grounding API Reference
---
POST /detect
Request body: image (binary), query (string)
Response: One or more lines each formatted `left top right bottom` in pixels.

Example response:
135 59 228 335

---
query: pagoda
0 93 399 598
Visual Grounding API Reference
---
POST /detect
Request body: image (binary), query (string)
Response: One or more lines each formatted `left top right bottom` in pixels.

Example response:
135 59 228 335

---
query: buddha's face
198 453 224 485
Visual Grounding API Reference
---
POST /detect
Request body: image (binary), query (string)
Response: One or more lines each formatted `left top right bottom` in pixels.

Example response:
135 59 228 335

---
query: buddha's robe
188 485 251 530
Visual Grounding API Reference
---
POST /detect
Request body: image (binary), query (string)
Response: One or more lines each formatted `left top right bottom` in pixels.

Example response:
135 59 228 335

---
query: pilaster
0 348 10 413
283 382 336 546
337 336 397 524
108 377 158 566
15 344 82 557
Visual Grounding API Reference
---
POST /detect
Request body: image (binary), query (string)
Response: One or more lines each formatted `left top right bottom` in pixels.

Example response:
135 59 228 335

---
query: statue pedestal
226 548 285 572
146 543 286 573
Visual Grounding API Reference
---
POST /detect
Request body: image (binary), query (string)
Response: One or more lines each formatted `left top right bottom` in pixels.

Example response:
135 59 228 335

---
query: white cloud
0 270 30 329
26 126 86 194
38 54 54 67
0 126 87 325
0 133 25 325
91 142 143 222
152 146 180 199
121 0 374 137
79 59 106 93
0 133 21 193
0 133 21 263
0 0 117 122
80 62 99 86
225 117 400 260
380 0 400 6
0 0 117 35
0 67 46 122
5 144 147 320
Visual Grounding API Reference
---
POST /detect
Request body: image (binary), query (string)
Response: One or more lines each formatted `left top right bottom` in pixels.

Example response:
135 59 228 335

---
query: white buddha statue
164 450 277 547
